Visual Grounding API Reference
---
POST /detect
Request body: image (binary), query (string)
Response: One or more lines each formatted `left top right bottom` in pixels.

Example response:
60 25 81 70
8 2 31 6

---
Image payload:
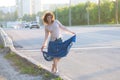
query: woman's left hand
71 32 76 35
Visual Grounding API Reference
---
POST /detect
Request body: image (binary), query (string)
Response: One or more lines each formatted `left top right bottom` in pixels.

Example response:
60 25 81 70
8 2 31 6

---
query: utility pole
69 0 71 26
87 9 90 25
86 0 90 25
98 0 101 24
55 6 58 20
116 0 119 24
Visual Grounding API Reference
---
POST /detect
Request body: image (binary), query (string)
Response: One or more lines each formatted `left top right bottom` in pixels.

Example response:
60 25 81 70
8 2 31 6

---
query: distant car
29 21 40 29
24 24 29 28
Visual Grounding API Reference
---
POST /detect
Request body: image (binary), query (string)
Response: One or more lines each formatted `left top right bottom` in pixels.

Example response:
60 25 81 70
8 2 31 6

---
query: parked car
29 21 40 29
24 24 29 28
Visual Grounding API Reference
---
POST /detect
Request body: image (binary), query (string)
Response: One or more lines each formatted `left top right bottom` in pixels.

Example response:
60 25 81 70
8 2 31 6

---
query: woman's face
47 15 52 24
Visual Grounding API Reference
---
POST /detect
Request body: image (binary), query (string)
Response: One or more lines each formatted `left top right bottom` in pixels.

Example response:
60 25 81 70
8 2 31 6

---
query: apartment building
16 0 42 18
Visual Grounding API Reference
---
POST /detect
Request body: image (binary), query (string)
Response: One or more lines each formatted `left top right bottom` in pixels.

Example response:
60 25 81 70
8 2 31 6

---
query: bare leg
51 58 61 73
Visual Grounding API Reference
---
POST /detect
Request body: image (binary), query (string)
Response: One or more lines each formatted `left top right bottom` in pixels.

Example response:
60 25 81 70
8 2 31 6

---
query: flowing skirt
42 35 76 61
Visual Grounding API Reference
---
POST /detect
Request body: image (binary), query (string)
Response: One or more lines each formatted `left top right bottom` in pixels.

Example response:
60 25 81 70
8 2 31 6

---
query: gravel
0 49 42 80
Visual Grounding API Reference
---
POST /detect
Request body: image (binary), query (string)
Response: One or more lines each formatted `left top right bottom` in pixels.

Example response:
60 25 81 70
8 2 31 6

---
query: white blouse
43 20 72 46
45 20 63 41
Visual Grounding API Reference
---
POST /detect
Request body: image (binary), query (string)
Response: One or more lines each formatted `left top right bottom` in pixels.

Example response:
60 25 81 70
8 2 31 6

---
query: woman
41 11 75 74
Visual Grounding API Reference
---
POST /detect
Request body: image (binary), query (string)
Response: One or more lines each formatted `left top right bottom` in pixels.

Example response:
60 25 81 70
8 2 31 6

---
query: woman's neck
47 21 54 26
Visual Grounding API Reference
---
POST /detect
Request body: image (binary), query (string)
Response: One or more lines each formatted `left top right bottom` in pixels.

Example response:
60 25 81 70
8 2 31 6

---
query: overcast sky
0 0 98 7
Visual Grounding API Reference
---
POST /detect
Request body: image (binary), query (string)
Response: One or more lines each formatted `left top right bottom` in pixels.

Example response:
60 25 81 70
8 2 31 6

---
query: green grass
4 52 63 80
0 45 4 49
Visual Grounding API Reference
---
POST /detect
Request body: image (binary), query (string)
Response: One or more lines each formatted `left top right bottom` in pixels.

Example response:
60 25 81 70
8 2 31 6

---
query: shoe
54 70 60 76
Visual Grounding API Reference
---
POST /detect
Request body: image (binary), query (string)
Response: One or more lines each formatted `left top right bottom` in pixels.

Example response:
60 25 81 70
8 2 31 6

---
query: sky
42 0 98 4
42 0 69 4
0 0 16 7
0 0 98 7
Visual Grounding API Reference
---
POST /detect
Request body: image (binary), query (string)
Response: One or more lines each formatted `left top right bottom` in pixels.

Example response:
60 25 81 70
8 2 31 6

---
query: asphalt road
3 26 120 80
4 26 120 49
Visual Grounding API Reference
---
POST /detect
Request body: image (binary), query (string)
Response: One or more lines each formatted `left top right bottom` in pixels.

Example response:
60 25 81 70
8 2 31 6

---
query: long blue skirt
42 35 76 61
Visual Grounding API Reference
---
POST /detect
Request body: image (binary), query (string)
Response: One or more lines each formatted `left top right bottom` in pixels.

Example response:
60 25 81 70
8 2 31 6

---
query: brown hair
42 11 55 25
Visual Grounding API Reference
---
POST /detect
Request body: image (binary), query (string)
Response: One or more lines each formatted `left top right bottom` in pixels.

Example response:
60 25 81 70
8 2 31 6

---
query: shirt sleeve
55 20 62 27
56 20 69 31
56 20 74 34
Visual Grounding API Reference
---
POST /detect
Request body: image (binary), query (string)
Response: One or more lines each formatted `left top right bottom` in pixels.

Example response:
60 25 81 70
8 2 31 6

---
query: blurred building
16 0 42 18
0 6 16 13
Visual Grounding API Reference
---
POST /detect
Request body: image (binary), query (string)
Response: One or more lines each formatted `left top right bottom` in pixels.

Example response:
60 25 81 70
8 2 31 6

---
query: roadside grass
0 45 4 49
4 52 63 80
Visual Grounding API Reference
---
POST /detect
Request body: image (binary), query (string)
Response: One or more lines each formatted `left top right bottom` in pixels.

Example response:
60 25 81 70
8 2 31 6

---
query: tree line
0 10 18 22
54 0 120 26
